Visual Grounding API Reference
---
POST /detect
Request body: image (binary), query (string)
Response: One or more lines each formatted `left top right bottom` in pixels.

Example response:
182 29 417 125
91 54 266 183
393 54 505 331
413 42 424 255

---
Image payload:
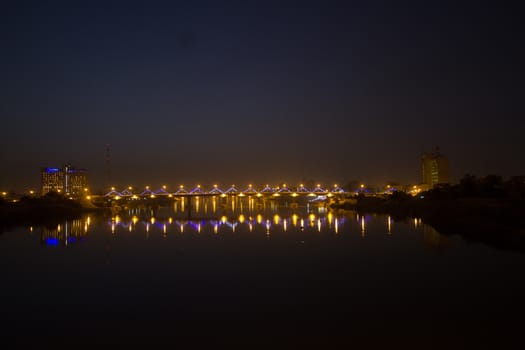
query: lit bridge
100 184 348 200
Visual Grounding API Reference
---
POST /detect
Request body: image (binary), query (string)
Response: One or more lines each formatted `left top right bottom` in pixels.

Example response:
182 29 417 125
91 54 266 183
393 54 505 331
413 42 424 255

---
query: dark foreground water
1 205 525 348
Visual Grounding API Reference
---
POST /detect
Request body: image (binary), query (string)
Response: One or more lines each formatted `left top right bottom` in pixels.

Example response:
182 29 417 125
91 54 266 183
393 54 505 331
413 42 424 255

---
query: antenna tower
105 144 111 189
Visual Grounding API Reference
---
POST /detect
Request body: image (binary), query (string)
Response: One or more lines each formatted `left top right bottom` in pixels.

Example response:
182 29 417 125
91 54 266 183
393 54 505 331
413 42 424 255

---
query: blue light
45 168 60 173
46 238 60 245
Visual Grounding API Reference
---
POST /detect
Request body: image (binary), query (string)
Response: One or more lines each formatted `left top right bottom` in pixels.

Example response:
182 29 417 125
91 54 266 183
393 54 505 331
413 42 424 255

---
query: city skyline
1 1 524 192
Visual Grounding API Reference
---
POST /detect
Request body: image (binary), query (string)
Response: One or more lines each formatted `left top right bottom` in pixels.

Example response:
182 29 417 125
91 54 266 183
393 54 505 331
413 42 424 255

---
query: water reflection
23 197 449 247
40 217 90 246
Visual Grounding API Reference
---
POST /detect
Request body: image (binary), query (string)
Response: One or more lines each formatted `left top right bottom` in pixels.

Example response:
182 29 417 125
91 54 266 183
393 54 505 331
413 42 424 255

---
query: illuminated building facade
41 165 88 197
41 168 64 195
421 148 449 187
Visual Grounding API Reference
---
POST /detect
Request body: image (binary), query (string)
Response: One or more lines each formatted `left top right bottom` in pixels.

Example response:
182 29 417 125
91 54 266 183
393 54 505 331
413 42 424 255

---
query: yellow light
334 184 338 187
150 194 155 198
29 190 34 194
163 185 167 189
221 216 227 224
132 216 139 224
115 215 121 224
151 217 155 224
273 214 280 225
84 188 88 192
168 194 173 197
111 187 115 191
168 217 173 224
86 195 91 200
114 195 120 200
292 193 297 197
1 192 6 196
292 214 298 226
214 184 218 188
239 214 245 224
257 214 263 225
132 195 138 199
360 184 364 188
309 213 316 222
300 184 304 187
129 186 132 190
146 185 149 189
197 184 201 188
283 183 287 187
180 185 184 189
273 193 280 197
256 193 262 197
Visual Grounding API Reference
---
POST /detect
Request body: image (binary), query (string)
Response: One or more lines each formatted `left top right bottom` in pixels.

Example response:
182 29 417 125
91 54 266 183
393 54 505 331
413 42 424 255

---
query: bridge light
146 185 149 189
128 186 132 190
197 184 201 188
111 187 115 191
360 184 364 188
163 185 167 189
214 184 218 188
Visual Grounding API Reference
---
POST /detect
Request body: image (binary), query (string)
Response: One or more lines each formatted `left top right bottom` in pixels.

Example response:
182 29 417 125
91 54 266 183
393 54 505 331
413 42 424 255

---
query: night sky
1 1 524 192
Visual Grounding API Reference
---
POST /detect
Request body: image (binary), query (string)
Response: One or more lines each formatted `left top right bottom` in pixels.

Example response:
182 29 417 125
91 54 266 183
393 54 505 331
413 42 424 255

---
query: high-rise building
41 165 88 197
421 148 449 187
41 167 65 195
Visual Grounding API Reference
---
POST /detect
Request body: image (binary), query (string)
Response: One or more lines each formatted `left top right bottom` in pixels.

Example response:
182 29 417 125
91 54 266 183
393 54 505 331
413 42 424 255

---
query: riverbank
0 195 109 228
332 195 525 252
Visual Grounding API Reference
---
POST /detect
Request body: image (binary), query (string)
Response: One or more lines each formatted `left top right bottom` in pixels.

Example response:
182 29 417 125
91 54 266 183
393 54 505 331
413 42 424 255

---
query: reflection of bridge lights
273 214 280 225
214 223 218 234
249 222 253 232
150 217 155 224
168 217 173 224
388 216 392 234
239 214 245 224
163 224 167 234
132 216 139 224
257 214 263 225
221 216 227 224
292 214 298 226
335 218 339 234
283 219 287 232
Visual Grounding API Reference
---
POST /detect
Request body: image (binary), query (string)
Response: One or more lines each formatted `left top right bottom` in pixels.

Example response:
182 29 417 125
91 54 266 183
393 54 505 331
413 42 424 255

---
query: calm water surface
2 202 525 346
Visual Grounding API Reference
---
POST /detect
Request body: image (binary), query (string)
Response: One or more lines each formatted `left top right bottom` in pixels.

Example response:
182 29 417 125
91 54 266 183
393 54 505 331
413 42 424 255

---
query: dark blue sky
1 1 524 192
